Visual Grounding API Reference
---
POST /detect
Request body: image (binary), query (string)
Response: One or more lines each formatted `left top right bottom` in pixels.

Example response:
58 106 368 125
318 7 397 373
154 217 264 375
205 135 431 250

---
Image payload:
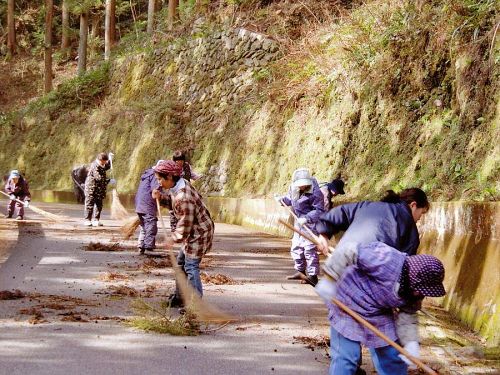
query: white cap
292 168 313 188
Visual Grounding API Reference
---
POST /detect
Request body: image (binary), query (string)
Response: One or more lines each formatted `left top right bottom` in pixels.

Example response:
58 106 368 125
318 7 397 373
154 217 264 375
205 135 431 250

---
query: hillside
1 0 498 201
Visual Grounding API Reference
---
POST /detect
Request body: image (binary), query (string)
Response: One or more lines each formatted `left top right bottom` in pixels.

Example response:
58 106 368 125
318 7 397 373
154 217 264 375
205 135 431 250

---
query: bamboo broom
108 155 129 220
156 199 235 323
0 191 66 222
278 219 438 375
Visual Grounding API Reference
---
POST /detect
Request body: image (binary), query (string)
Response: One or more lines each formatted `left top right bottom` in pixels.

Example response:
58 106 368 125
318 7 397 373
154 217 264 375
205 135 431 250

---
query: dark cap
327 179 345 195
407 254 446 297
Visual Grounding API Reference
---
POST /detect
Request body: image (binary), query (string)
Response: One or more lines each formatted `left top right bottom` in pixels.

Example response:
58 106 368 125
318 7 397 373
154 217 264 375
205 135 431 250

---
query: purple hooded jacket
135 169 160 216
282 177 325 229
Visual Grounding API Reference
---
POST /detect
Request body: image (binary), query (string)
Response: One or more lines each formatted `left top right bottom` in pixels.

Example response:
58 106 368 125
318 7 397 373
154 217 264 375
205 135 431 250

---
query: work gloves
24 201 30 208
399 341 419 369
9 194 16 200
109 178 117 187
314 277 337 303
296 217 308 227
108 152 114 161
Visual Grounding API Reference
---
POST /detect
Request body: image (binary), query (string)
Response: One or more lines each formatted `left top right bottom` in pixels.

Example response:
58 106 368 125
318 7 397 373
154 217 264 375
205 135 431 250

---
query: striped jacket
168 179 214 259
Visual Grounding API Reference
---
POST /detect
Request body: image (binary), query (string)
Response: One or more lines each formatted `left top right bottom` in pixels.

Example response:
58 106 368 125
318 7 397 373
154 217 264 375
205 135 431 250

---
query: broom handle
279 206 335 253
278 218 438 375
279 199 318 240
0 190 27 205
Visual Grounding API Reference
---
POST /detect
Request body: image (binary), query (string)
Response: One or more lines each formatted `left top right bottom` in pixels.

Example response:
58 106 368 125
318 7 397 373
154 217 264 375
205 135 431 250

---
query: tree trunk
44 0 54 93
147 0 156 34
7 0 16 56
168 0 178 30
104 0 116 60
61 0 70 53
77 12 88 76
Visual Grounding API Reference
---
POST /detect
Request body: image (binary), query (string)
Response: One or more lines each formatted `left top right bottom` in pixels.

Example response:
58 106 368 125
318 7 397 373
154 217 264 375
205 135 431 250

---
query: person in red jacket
4 170 31 220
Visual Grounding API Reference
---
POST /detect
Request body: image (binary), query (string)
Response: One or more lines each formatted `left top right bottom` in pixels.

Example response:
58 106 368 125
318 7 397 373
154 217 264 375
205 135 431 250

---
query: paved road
0 201 330 375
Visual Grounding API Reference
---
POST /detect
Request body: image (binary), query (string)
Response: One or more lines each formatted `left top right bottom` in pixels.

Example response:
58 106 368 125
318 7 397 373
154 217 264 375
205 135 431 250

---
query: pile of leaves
200 272 237 285
0 289 25 300
293 335 330 351
84 242 124 252
128 299 200 336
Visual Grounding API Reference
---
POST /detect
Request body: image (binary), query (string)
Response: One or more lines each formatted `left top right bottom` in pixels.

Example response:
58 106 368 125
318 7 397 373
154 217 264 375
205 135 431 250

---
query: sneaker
286 271 306 280
92 220 103 227
3 214 12 219
84 220 92 226
15 216 24 221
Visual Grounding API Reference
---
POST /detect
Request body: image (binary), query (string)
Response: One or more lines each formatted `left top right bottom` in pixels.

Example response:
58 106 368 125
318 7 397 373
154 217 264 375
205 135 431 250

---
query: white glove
109 178 117 186
314 277 337 303
108 152 114 160
399 341 419 369
24 201 30 208
273 194 283 205
9 194 16 201
297 217 308 226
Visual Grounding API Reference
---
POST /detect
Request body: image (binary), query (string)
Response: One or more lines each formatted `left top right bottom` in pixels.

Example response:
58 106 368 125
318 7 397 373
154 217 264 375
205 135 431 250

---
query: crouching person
315 241 445 375
4 170 31 220
152 160 214 309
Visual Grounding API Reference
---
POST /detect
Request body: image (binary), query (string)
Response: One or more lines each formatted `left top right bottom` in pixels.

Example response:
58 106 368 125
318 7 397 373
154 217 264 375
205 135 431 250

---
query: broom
108 155 129 220
156 199 235 323
120 216 140 239
278 219 438 375
0 191 66 222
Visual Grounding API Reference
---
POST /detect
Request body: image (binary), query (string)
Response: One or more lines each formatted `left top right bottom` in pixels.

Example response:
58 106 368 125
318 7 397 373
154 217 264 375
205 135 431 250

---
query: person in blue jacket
135 167 161 254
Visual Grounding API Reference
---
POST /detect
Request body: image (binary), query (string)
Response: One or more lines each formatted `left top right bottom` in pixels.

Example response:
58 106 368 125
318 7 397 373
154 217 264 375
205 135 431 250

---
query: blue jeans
329 327 407 375
175 249 203 298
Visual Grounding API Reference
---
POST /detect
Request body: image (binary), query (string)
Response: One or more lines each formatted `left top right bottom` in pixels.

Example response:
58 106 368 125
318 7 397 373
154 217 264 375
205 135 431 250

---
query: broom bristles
111 189 129 220
120 216 140 239
28 204 67 222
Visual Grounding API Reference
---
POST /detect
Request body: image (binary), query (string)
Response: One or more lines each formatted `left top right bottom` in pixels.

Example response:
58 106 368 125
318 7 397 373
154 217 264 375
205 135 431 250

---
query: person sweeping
151 160 214 309
314 187 431 374
315 241 445 375
83 152 116 227
275 168 325 286
4 170 31 220
134 166 160 255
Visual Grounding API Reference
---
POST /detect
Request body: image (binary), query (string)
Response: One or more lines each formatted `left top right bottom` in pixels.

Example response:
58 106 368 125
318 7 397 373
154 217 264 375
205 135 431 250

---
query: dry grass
128 299 200 336
140 258 172 270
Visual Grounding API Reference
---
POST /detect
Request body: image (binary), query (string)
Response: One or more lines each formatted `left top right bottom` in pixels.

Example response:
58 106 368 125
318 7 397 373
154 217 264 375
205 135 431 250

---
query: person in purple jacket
135 167 161 254
315 241 445 375
276 168 325 286
4 170 31 220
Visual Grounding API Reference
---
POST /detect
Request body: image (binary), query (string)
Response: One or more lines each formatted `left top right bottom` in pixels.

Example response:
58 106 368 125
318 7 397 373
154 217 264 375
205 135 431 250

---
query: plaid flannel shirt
168 179 214 259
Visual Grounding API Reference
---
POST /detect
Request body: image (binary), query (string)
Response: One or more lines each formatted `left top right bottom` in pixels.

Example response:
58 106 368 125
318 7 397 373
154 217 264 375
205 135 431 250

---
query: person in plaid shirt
152 160 214 309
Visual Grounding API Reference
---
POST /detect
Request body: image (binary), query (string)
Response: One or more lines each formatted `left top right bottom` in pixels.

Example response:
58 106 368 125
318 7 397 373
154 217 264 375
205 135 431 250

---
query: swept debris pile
200 272 237 285
84 242 125 252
